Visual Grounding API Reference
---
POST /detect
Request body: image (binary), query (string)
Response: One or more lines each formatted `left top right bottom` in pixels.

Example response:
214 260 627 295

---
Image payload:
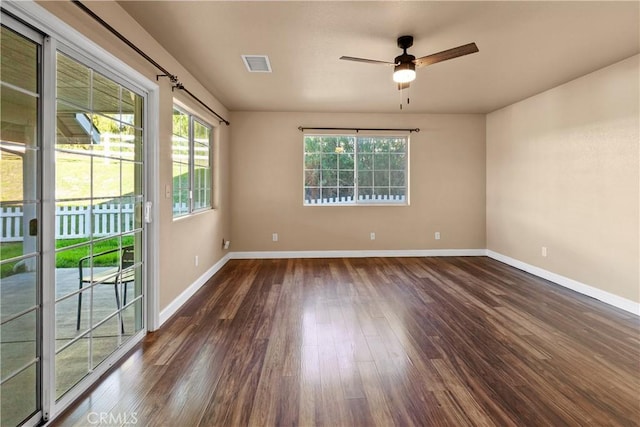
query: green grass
1 236 134 278
0 242 26 277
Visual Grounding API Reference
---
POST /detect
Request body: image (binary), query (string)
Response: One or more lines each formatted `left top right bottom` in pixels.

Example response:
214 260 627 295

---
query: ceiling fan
340 35 479 90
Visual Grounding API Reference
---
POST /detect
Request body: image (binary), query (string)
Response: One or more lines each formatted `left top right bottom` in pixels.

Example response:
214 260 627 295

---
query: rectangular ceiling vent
241 55 272 73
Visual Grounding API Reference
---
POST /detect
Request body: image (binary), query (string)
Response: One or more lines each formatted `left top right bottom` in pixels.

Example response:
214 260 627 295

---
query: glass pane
339 170 354 186
55 151 92 201
320 137 338 153
193 167 211 210
321 153 337 169
357 154 373 171
358 138 375 153
57 52 90 109
374 138 390 153
121 196 142 233
1 363 37 427
321 187 337 202
92 314 121 368
305 187 320 204
127 264 143 301
390 188 406 202
323 170 337 187
358 187 373 200
358 171 373 187
304 154 321 169
121 88 143 126
122 160 142 196
128 231 143 266
374 171 389 187
172 109 189 138
92 72 120 115
0 85 38 147
56 333 89 399
338 153 354 169
193 121 210 147
389 153 406 170
1 148 38 202
373 187 390 199
304 136 323 153
55 243 90 296
194 143 210 168
1 26 38 93
174 191 189 216
1 311 37 378
122 298 143 341
92 157 121 200
389 138 407 153
390 171 406 187
56 102 95 146
1 254 37 322
91 114 121 158
374 153 390 170
92 283 120 329
119 125 138 161
304 169 321 187
55 291 89 351
338 187 354 202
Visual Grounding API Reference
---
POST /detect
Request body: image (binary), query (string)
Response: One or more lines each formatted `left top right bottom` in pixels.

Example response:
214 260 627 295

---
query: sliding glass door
53 51 145 400
1 8 150 425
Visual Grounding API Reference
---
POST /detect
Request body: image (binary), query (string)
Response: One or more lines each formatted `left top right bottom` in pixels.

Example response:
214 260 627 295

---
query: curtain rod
298 126 420 133
72 0 230 126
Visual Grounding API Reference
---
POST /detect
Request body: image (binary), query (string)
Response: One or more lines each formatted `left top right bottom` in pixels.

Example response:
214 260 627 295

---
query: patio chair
76 245 135 333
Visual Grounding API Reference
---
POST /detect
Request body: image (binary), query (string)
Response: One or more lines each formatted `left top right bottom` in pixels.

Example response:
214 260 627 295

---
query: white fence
1 204 136 242
305 194 406 205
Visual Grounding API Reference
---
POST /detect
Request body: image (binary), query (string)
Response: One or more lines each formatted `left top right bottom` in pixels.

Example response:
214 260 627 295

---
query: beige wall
487 55 640 303
39 1 232 311
230 112 486 251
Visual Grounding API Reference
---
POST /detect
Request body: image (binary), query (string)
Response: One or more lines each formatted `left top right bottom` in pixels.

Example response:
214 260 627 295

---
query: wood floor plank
52 257 640 427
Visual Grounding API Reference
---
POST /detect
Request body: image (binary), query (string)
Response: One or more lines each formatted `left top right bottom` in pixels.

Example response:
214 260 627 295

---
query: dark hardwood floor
52 257 640 426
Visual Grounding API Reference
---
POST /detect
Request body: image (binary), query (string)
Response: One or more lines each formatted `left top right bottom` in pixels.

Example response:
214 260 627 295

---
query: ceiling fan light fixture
393 62 416 83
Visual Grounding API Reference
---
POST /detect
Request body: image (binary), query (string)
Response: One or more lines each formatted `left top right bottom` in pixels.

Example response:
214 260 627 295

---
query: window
172 107 212 216
304 134 409 205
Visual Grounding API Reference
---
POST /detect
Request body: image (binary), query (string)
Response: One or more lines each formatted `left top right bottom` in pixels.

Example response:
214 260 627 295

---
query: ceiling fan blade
340 56 396 65
397 82 410 91
414 43 479 68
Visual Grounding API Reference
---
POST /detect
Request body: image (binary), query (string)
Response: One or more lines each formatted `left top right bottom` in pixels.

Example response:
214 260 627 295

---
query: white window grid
303 135 409 206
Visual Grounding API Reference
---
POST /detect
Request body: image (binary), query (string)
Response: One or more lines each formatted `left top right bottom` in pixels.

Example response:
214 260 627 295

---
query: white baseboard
229 249 487 259
158 253 231 327
487 250 640 316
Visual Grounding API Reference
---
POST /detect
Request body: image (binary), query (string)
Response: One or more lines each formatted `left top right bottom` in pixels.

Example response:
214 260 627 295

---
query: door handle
144 201 152 223
29 218 38 236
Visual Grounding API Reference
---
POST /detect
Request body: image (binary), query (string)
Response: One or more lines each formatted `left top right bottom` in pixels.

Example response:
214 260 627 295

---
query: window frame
172 106 213 218
303 133 410 206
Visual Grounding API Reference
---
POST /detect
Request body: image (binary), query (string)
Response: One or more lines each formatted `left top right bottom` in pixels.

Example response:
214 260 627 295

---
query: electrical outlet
435 232 441 240
370 232 376 240
195 255 199 266
272 233 278 242
165 184 171 199
542 246 547 257
224 240 230 250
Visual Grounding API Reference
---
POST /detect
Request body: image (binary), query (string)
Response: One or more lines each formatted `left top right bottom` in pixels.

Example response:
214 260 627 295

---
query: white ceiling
118 1 639 114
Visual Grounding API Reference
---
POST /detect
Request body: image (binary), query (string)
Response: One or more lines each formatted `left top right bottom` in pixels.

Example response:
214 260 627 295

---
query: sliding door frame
2 1 160 423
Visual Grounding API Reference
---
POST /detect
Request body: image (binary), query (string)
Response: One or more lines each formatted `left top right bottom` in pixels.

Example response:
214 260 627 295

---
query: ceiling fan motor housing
397 35 414 50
